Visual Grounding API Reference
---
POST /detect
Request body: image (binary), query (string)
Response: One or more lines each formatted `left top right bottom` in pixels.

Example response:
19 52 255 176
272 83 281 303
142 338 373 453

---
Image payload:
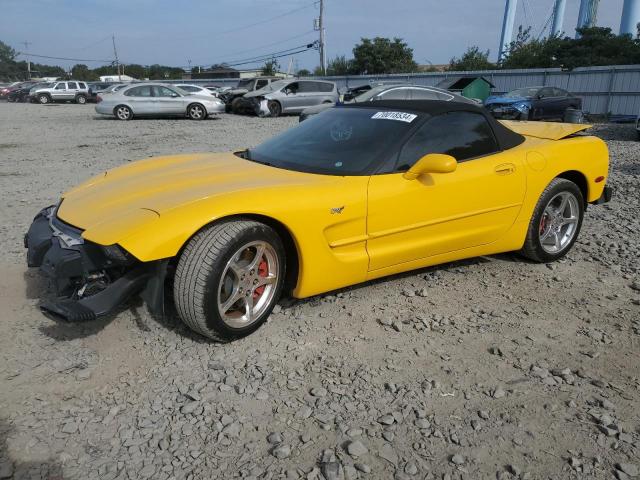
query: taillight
96 95 102 103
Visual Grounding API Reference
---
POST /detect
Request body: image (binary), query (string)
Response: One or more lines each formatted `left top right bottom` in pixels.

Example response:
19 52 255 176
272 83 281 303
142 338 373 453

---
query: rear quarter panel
503 134 609 249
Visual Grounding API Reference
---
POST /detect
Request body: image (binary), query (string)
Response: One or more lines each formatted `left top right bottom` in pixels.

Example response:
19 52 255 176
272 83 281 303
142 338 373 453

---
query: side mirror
171 93 179 98
403 154 457 180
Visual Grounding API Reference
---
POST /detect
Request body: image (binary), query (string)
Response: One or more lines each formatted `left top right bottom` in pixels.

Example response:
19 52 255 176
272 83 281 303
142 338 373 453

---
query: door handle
494 163 516 175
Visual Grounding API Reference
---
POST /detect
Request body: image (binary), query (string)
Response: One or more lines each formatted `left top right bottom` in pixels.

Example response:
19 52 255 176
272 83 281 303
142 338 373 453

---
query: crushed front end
25 204 166 321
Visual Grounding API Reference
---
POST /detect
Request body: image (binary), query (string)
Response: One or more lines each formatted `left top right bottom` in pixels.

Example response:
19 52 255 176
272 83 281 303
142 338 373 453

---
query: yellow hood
57 152 329 243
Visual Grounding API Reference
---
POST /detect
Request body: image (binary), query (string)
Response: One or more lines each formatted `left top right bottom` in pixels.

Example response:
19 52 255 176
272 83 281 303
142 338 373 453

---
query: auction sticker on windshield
371 111 417 123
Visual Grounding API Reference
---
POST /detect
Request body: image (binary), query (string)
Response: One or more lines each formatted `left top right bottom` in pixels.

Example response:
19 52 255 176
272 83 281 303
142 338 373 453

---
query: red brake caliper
253 259 268 300
539 215 547 235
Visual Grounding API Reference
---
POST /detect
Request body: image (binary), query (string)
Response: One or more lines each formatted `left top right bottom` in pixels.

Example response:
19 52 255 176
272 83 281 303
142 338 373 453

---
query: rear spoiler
499 120 591 140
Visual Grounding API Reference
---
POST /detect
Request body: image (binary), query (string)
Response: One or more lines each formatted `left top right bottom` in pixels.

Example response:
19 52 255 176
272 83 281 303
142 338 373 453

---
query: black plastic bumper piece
25 210 55 267
40 265 155 322
593 186 613 205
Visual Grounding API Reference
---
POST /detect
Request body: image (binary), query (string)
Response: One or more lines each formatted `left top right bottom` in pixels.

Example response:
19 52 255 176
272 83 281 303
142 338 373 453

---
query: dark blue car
485 86 582 121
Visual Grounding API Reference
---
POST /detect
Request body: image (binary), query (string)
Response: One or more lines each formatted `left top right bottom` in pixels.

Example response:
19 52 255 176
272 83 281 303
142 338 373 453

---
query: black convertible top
343 100 525 151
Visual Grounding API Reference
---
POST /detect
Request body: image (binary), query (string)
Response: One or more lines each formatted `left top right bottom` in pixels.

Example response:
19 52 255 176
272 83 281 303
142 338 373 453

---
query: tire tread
174 220 265 341
520 178 583 263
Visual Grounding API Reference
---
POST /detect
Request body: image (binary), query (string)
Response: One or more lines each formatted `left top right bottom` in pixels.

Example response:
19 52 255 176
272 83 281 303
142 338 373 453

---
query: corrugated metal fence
169 64 640 116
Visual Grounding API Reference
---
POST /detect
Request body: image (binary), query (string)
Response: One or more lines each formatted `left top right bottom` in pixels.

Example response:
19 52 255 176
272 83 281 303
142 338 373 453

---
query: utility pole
22 41 32 79
112 34 121 81
316 0 326 75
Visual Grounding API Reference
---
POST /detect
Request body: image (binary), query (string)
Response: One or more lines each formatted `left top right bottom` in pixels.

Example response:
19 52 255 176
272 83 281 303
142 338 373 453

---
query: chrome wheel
115 106 131 120
39 95 49 104
538 191 579 254
76 95 86 104
217 241 278 328
188 104 205 119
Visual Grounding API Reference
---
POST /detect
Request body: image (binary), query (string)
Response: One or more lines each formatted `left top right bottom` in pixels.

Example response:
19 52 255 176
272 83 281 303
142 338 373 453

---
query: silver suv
244 79 338 117
30 80 90 104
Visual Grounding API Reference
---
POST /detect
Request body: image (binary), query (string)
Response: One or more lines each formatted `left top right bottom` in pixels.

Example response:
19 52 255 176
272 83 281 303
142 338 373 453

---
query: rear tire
75 94 87 104
174 220 285 342
187 103 207 120
520 178 584 263
267 100 282 117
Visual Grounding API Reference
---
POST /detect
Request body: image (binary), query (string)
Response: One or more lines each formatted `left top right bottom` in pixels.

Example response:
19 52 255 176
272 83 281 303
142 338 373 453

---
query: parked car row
2 77 596 127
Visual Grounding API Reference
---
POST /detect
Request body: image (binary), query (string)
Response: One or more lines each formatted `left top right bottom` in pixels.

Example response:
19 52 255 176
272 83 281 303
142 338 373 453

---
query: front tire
38 94 51 104
520 178 584 263
174 220 285 342
187 103 207 120
267 100 282 117
231 97 244 114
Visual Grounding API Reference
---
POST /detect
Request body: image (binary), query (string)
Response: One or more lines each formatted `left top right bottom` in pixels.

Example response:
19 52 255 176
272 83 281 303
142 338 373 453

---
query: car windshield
246 107 424 175
254 79 288 94
505 87 541 98
237 79 254 89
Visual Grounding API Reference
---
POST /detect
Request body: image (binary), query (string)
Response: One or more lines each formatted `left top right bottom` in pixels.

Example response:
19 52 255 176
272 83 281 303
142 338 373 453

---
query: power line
216 42 318 67
217 2 316 36
536 3 556 39
191 30 316 65
224 45 317 68
152 1 317 42
15 52 113 63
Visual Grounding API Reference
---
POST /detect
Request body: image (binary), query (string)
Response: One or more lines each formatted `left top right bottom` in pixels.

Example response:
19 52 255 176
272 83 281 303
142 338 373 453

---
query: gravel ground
0 102 638 480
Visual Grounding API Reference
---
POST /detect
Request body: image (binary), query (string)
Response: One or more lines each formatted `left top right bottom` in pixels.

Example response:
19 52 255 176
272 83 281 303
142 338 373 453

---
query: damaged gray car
241 79 339 117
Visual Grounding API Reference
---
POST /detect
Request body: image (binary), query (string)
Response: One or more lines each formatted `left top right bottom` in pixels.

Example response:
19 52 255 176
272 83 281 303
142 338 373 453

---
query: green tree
28 62 66 78
297 68 311 77
261 58 280 76
501 26 640 69
71 64 98 81
313 66 324 76
120 64 146 80
500 26 563 68
326 55 354 75
351 37 418 74
0 40 21 80
147 64 184 80
449 46 495 71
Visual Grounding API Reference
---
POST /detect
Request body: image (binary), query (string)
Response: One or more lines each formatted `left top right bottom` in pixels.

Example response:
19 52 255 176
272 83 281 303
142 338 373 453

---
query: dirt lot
0 102 638 480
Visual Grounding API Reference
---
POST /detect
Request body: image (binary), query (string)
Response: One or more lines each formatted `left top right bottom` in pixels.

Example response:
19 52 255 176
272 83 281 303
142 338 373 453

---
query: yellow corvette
25 100 611 341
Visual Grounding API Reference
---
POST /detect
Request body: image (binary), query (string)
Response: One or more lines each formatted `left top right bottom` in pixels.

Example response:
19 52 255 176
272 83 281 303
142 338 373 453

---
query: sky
0 0 627 72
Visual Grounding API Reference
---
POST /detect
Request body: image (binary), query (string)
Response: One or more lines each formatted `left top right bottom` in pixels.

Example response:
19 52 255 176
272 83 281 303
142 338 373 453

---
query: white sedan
175 84 219 97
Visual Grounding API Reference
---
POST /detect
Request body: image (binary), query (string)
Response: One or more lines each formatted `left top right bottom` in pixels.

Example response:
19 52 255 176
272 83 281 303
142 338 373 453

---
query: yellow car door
366 111 526 271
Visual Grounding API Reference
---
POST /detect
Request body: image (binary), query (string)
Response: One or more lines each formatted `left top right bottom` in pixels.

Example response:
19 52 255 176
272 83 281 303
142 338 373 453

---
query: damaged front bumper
25 205 167 322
